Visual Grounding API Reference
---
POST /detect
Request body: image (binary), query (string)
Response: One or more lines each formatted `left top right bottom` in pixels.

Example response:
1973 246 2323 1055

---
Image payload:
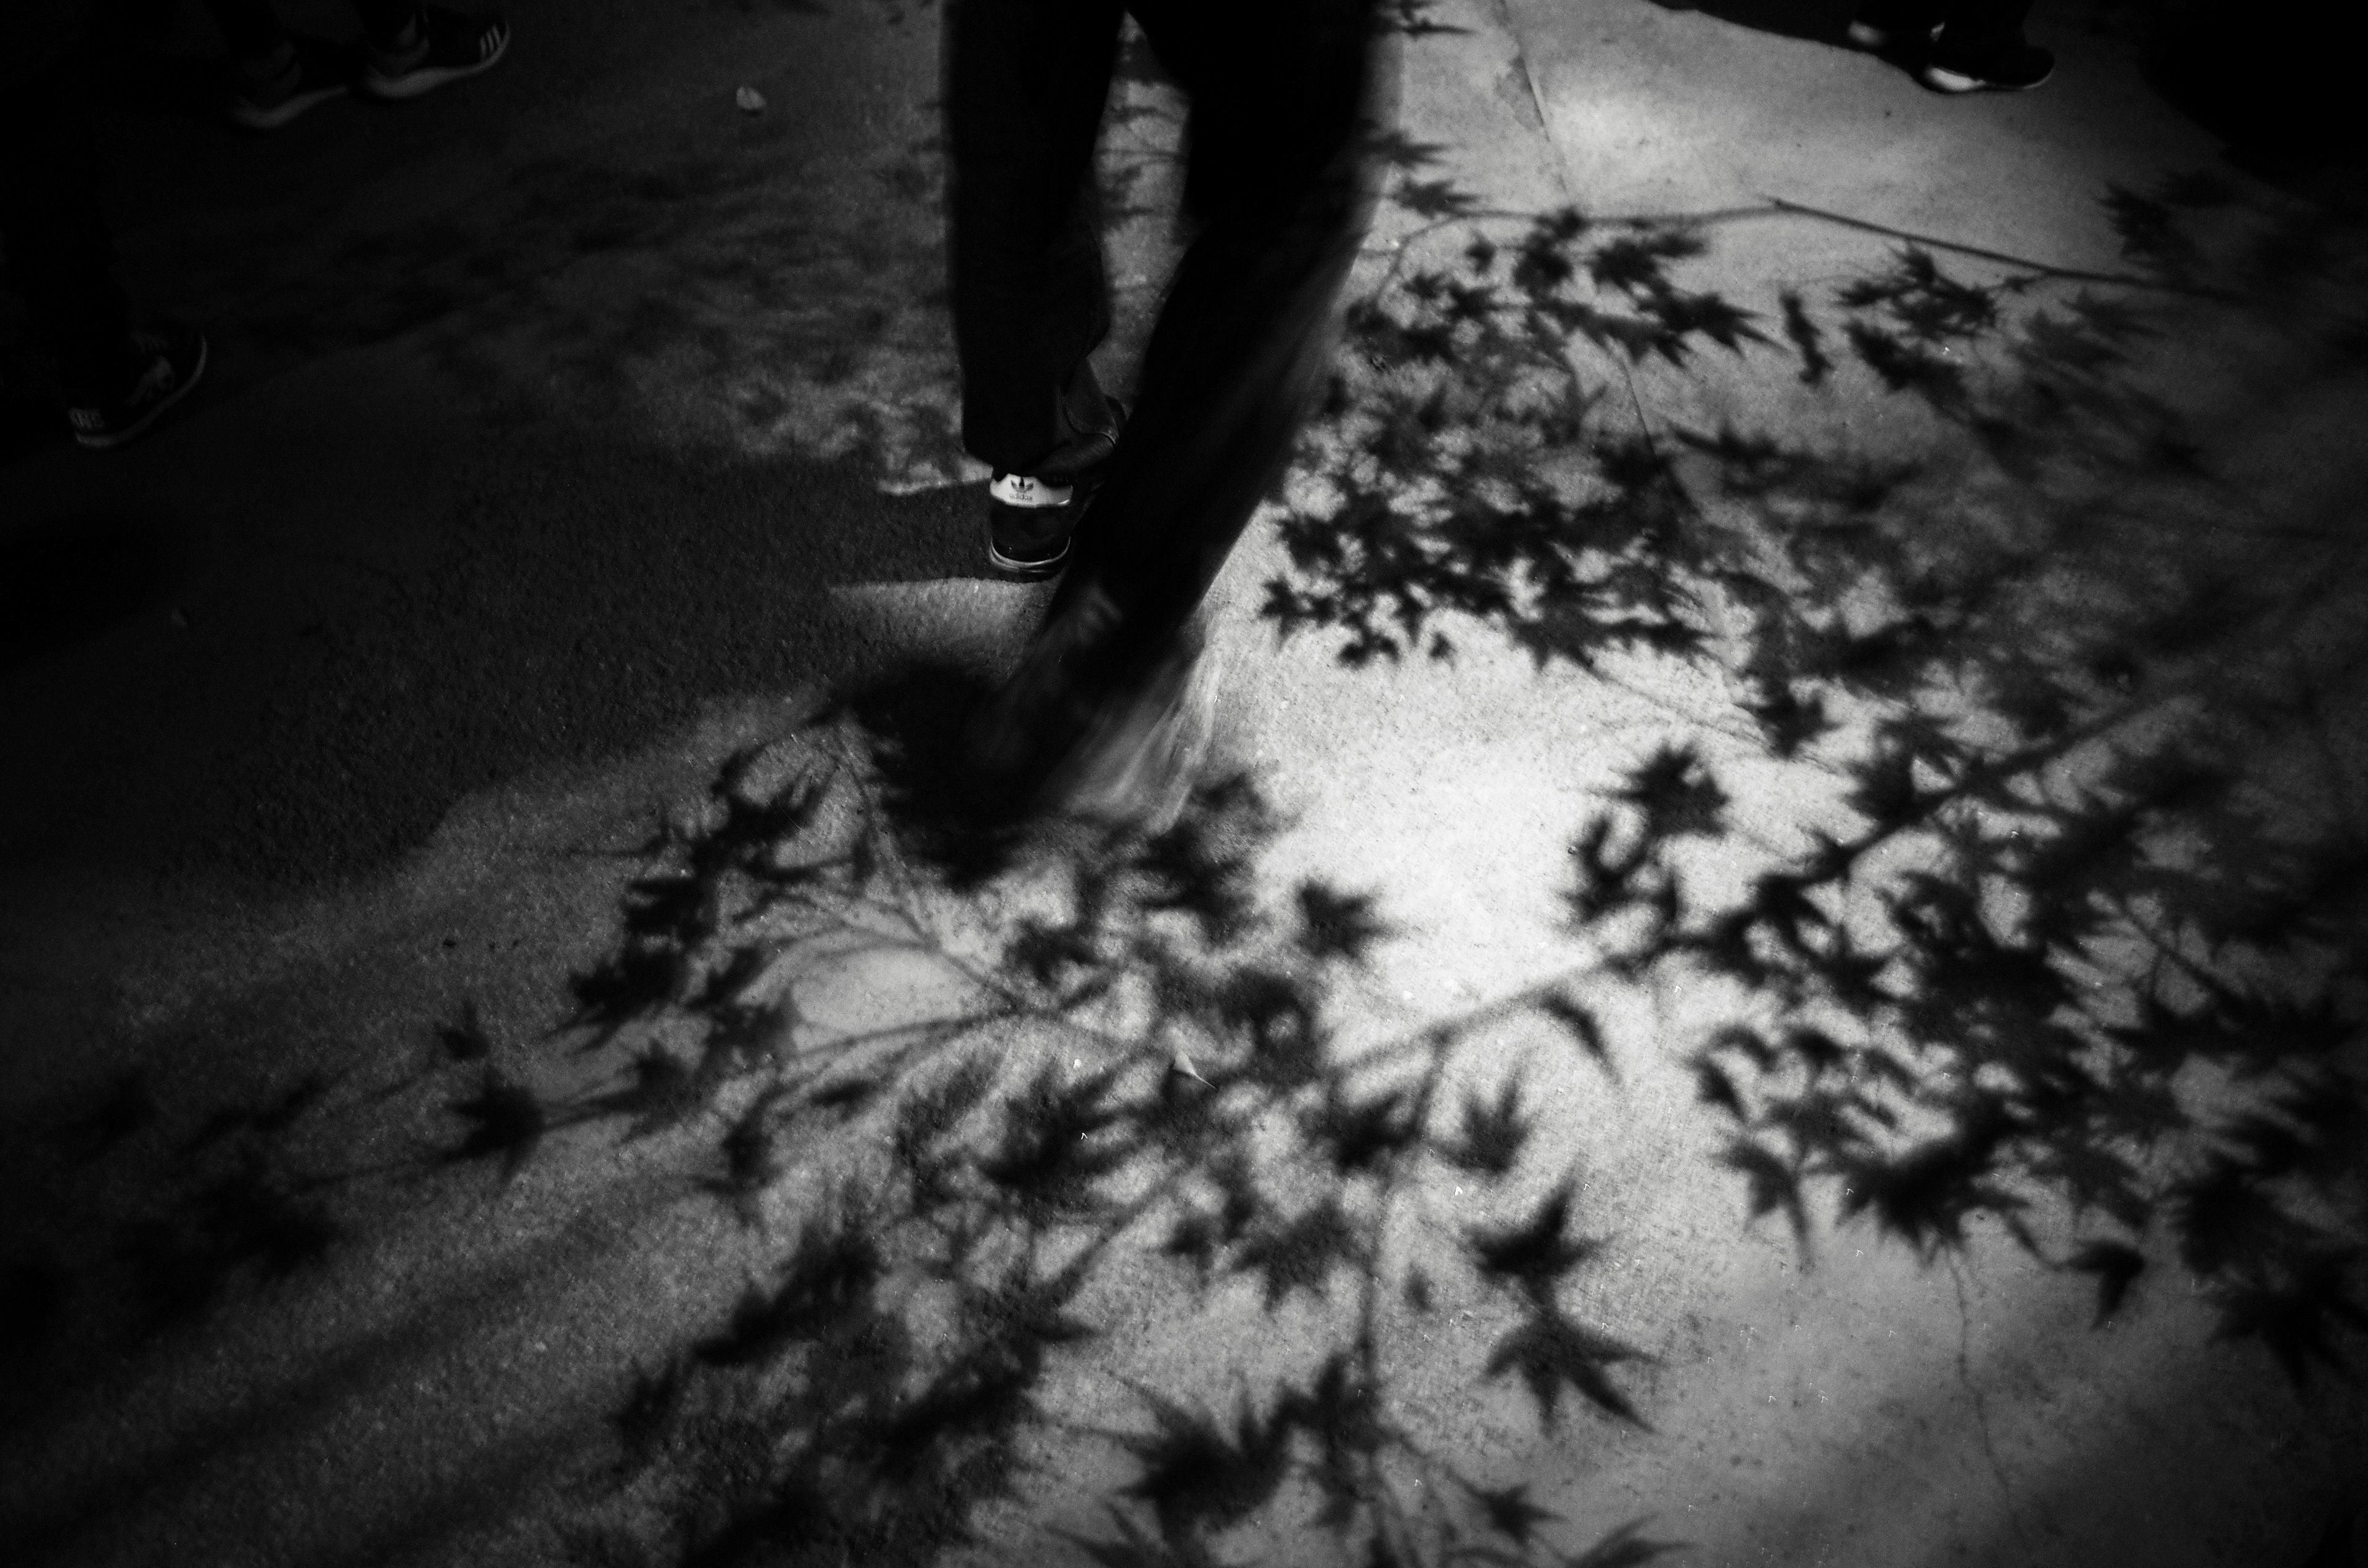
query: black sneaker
984 400 1125 581
360 7 511 101
227 37 354 130
984 472 1086 580
67 323 209 451
1923 34 2054 92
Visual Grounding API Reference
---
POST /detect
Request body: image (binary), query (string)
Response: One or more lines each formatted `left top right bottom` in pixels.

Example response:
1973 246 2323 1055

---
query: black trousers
1860 0 2035 46
203 0 424 59
0 58 131 406
946 0 1389 665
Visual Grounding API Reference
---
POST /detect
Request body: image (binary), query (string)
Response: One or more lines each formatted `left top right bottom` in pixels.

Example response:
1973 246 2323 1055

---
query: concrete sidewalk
2 2 2362 1566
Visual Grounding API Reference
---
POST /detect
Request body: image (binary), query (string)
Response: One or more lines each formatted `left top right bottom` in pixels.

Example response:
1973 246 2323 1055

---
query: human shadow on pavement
68 71 989 490
0 432 982 892
2 6 1146 890
0 509 188 676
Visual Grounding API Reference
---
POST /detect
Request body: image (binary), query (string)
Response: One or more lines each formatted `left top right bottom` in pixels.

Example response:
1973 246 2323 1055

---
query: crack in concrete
1487 0 1574 199
1948 1252 2029 1543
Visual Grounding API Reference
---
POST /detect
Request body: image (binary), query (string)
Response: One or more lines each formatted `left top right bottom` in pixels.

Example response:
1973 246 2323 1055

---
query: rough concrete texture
3 2 2364 1567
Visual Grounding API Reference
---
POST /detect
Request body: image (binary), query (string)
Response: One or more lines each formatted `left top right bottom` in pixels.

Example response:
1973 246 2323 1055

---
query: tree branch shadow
1265 161 2368 1397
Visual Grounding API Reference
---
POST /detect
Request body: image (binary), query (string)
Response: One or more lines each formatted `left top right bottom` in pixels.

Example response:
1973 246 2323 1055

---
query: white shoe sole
1921 61 2050 92
228 82 348 131
982 515 1071 581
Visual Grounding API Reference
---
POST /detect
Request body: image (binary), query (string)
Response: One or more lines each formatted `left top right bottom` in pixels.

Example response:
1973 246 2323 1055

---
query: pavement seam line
1487 0 1576 202
1948 1252 2028 1541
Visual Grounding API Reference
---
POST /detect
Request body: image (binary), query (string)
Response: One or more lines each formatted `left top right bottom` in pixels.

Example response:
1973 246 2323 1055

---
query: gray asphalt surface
4 0 966 890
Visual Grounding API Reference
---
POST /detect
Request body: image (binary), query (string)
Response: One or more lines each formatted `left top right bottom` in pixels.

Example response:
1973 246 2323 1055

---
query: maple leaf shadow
1264 171 2368 1394
834 660 1040 889
512 658 1687 1568
30 57 2355 1568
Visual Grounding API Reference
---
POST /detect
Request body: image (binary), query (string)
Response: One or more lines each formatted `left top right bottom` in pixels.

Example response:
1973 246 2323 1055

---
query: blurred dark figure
1846 0 2052 92
1 6 207 449
947 0 1391 827
202 1 510 131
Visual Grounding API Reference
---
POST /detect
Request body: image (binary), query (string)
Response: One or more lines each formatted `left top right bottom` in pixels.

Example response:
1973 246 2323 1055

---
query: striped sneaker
361 7 510 101
67 323 209 451
984 401 1125 581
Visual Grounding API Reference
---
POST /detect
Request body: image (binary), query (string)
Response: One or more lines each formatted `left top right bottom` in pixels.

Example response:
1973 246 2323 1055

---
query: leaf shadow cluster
469 697 1687 1568
1267 164 2368 1388
2 1059 364 1384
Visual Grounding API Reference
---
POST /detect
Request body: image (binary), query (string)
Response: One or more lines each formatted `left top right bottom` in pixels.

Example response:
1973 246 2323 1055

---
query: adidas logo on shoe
990 472 1075 509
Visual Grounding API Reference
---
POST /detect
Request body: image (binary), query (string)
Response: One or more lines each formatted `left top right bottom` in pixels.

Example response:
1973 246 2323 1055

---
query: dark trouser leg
0 62 133 407
201 0 291 61
353 0 427 51
945 0 1127 478
1048 0 1386 670
1854 0 1941 31
202 0 423 60
1936 0 2033 46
